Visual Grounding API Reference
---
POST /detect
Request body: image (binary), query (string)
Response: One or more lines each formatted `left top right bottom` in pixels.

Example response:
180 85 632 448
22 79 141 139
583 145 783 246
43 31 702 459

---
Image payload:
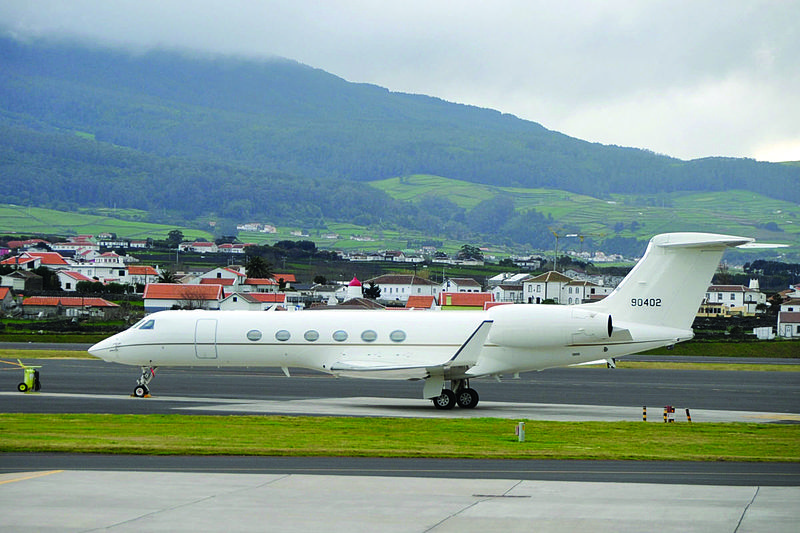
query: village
1 234 799 339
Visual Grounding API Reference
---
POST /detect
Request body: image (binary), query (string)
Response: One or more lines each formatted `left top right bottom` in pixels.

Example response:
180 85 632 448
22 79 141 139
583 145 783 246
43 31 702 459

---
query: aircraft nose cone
88 337 116 360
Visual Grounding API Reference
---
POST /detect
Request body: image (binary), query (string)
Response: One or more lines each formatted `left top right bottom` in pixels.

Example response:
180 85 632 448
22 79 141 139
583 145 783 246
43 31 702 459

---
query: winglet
446 320 493 367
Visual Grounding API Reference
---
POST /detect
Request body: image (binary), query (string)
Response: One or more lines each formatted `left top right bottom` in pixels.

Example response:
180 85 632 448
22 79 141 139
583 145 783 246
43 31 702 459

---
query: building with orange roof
243 278 278 293
143 283 223 313
57 271 95 291
438 292 494 310
405 295 437 309
219 292 286 311
22 296 120 319
127 265 160 286
1 251 71 271
0 286 16 312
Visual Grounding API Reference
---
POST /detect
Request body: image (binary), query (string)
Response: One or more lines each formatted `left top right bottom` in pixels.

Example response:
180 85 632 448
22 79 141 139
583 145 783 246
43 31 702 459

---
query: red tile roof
143 283 223 300
273 273 297 283
200 278 236 286
60 271 94 282
27 252 70 265
244 278 278 285
0 287 10 299
440 292 494 307
23 296 119 308
128 266 159 276
0 256 37 266
405 296 436 309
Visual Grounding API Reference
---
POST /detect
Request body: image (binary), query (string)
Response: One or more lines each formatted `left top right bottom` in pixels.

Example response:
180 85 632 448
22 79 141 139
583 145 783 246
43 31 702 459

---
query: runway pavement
1 467 798 532
2 357 798 531
1 358 798 414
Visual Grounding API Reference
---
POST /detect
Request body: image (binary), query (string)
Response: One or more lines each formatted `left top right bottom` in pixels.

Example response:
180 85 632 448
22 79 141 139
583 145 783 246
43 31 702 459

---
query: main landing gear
133 366 156 398
432 379 479 410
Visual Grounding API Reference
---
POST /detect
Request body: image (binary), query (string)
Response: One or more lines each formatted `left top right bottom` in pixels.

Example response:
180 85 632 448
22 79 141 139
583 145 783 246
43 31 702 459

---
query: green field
1 414 797 462
370 175 800 246
0 204 213 240
238 221 468 254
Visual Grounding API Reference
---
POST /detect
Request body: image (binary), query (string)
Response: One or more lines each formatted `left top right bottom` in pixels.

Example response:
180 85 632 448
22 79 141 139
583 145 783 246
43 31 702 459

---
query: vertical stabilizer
589 233 752 330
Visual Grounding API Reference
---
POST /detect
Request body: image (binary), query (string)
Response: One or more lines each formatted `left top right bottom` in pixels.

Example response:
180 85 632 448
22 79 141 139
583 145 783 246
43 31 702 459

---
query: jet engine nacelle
487 304 613 348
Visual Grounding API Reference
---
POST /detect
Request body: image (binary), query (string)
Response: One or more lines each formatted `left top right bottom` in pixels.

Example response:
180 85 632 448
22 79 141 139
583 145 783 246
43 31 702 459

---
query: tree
32 266 60 290
245 255 274 279
166 229 184 248
157 269 178 283
457 244 484 261
363 282 381 300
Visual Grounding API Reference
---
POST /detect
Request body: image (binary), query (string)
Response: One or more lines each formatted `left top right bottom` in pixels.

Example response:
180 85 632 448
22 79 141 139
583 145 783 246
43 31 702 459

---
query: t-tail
588 233 753 334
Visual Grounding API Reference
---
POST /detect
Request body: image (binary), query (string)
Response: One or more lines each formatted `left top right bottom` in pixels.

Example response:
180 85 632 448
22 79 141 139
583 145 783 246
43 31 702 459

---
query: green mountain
1 36 798 256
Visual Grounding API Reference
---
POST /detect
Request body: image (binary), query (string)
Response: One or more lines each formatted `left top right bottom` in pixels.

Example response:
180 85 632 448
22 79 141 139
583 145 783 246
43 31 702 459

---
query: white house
522 271 573 304
178 242 219 254
487 272 529 288
564 280 613 305
491 283 524 304
219 292 286 311
705 282 766 316
777 298 800 338
57 271 95 291
442 277 482 293
192 267 247 290
366 274 441 303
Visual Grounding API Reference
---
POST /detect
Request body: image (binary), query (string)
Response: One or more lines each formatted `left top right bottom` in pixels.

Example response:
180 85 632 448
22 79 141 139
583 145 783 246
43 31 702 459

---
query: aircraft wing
329 320 493 380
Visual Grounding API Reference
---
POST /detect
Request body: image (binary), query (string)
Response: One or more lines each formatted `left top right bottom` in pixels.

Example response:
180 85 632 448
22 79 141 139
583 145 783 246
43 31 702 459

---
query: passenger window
304 330 320 342
275 330 291 342
361 330 378 342
332 330 348 342
389 330 406 343
139 320 155 330
246 330 262 341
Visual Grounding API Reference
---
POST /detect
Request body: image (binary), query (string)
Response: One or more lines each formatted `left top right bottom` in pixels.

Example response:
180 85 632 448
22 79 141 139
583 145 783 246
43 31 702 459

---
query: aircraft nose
88 336 118 360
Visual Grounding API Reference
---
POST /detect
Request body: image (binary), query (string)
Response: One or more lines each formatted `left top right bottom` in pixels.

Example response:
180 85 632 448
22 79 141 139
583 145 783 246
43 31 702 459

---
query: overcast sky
2 1 798 162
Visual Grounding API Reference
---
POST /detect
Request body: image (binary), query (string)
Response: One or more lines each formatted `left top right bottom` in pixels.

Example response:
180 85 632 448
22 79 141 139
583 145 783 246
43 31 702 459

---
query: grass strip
1 414 797 462
642 340 800 358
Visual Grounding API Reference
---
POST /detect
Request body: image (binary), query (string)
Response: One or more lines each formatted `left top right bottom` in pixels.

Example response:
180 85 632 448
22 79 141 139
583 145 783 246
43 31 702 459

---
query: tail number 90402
631 298 662 307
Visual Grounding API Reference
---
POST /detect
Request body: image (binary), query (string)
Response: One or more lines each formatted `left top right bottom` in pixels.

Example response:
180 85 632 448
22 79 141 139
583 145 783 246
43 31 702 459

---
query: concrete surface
1 470 798 532
4 391 798 423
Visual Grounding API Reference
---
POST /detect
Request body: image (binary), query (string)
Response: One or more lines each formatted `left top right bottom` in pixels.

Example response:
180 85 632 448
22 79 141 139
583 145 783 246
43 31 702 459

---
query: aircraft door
195 318 218 359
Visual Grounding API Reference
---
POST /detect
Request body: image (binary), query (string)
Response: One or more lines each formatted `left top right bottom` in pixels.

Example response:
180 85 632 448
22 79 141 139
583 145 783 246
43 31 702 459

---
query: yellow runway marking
744 414 800 421
0 470 64 485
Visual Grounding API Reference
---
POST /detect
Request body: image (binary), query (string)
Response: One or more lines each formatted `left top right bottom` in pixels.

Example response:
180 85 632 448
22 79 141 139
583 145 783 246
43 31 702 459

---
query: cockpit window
139 319 155 330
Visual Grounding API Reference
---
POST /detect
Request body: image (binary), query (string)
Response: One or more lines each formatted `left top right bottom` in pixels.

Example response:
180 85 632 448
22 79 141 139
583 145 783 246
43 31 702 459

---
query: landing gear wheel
17 382 28 393
133 385 149 398
456 387 479 409
433 389 456 410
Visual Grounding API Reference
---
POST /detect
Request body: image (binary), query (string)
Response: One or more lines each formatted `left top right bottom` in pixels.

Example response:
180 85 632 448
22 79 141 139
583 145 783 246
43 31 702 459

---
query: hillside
372 175 799 250
1 36 798 255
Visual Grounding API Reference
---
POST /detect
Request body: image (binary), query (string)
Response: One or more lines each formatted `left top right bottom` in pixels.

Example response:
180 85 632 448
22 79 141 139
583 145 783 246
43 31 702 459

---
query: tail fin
590 233 752 331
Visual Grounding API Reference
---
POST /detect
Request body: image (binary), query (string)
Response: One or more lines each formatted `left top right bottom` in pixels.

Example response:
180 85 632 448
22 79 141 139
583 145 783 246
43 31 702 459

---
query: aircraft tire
456 388 479 409
17 382 28 393
432 389 456 410
133 385 148 398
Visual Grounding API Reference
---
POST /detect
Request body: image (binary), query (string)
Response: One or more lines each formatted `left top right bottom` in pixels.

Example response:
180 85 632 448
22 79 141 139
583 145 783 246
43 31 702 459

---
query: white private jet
89 232 754 408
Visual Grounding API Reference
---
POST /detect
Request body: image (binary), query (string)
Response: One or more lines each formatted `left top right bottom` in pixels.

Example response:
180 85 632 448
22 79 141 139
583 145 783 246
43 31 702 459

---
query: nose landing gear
133 366 156 398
